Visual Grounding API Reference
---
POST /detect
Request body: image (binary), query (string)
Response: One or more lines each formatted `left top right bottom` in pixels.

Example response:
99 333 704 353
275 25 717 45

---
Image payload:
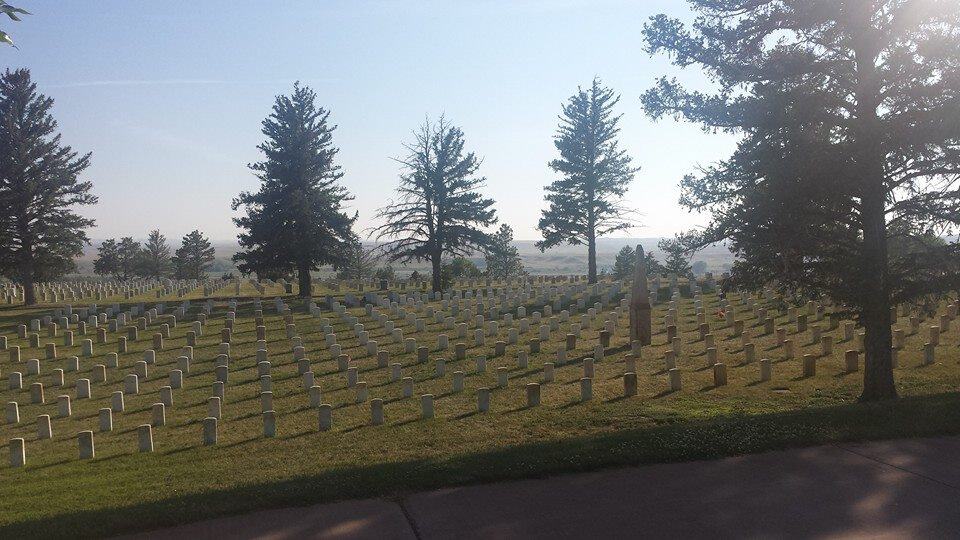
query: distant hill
74 237 735 277
510 238 734 276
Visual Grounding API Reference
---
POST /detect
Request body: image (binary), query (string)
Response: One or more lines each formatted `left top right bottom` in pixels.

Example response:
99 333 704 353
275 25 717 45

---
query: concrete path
125 436 960 539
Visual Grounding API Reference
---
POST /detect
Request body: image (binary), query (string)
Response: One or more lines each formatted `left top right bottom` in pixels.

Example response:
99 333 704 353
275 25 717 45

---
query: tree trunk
853 27 896 401
431 249 442 293
860 184 896 400
16 218 36 305
20 243 36 305
861 301 895 400
22 274 36 305
587 232 597 284
297 260 312 298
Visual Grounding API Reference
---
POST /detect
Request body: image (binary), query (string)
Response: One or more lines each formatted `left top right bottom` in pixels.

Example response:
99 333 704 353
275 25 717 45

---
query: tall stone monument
630 244 652 346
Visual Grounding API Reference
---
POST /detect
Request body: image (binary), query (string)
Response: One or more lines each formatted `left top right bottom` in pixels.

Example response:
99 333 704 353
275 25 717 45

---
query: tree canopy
233 83 357 297
93 239 120 279
173 230 215 280
537 78 639 283
0 69 96 303
613 245 662 280
485 224 525 280
335 241 379 282
139 230 172 279
643 0 960 400
372 116 497 293
658 236 693 278
116 237 141 281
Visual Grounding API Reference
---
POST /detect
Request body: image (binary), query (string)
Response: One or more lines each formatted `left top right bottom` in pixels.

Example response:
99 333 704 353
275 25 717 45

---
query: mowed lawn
0 281 958 538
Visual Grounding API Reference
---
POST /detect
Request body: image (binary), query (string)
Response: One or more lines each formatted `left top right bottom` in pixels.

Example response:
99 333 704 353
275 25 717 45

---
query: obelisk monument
630 244 652 346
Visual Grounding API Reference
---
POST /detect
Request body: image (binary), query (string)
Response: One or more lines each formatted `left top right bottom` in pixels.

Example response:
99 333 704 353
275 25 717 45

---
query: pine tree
0 69 97 303
616 246 665 279
93 239 120 279
233 83 357 297
372 116 497 293
645 250 662 277
173 230 215 280
643 1 960 400
612 245 635 280
116 237 141 280
658 237 691 277
485 224 524 280
374 265 395 282
537 78 639 284
138 230 171 279
440 257 483 289
335 242 379 282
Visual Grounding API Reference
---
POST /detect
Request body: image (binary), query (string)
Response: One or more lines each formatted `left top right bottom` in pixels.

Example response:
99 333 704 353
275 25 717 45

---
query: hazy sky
7 0 736 242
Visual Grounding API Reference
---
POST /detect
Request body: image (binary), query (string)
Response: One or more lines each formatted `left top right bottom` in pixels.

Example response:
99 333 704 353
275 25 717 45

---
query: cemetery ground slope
0 279 958 537
2 394 959 538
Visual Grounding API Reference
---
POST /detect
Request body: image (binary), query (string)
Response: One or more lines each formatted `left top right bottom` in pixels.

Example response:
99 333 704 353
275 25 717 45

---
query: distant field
71 237 737 277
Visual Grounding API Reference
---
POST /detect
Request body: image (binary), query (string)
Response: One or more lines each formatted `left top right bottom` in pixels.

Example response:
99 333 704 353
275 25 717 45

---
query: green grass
0 281 957 538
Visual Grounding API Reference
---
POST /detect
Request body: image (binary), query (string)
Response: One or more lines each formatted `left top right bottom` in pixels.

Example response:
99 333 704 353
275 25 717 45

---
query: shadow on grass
5 393 960 539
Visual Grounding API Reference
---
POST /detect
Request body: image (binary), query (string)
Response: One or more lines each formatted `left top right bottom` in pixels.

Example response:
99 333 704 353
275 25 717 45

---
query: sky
5 0 736 243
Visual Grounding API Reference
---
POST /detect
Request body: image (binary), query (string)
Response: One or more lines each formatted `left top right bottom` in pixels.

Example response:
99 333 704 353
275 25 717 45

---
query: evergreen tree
440 256 482 288
612 245 635 280
173 230 215 280
658 236 691 277
138 229 172 279
372 116 497 293
335 241 379 282
0 69 96 303
485 224 524 280
233 83 356 297
537 78 639 284
643 0 960 400
93 239 120 279
447 257 482 278
374 265 395 282
116 237 141 280
615 246 665 278
645 250 663 277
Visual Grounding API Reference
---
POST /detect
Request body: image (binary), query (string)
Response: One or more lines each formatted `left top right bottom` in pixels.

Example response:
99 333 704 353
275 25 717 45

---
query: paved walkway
125 436 960 539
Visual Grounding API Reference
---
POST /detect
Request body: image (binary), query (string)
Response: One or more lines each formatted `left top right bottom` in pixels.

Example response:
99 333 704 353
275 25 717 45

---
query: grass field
0 279 957 538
